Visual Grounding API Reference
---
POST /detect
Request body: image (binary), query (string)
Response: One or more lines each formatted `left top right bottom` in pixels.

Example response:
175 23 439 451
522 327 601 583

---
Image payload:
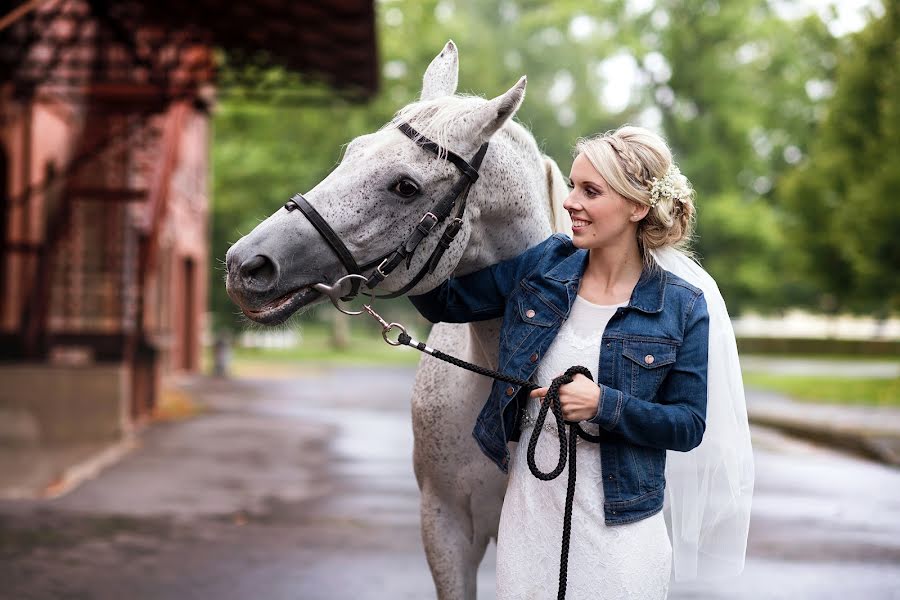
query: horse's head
226 42 551 325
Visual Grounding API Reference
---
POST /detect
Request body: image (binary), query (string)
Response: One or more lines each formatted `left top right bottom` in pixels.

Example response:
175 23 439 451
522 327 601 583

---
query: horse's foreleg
411 321 503 599
420 482 489 600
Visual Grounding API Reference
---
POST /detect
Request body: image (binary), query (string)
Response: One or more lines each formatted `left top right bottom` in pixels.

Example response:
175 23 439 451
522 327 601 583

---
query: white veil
650 246 755 582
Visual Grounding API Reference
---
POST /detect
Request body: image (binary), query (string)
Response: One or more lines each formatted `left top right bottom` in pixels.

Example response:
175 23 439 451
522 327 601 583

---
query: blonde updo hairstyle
575 126 696 264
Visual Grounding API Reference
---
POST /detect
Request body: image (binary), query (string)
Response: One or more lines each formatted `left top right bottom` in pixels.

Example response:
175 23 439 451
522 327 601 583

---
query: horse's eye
393 178 420 198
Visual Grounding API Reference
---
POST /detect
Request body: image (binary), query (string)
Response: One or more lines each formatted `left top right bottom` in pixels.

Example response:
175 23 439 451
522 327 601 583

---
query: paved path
1 367 899 599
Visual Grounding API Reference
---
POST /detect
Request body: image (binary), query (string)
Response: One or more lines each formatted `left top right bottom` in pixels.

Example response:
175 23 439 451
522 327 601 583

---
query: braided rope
526 366 601 600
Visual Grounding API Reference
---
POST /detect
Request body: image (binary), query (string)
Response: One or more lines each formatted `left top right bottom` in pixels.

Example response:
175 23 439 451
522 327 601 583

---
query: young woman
410 126 751 599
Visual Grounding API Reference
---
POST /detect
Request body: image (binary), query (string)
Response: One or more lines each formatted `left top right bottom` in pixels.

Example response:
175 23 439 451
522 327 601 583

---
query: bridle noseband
284 122 489 300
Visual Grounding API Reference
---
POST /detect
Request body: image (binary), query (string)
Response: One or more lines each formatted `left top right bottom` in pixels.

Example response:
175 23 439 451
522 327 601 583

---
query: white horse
226 42 571 598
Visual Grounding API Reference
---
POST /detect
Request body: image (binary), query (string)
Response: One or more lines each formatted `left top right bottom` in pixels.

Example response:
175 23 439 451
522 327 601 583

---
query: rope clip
313 274 408 346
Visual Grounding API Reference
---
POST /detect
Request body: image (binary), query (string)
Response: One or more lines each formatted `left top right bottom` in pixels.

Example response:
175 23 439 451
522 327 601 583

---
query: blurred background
0 0 897 598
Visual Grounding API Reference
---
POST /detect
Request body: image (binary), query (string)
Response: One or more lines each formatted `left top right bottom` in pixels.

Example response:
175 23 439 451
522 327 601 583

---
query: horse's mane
384 94 535 159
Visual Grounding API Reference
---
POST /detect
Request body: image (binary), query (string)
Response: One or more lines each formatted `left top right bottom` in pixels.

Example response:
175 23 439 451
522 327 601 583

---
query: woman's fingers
529 386 549 399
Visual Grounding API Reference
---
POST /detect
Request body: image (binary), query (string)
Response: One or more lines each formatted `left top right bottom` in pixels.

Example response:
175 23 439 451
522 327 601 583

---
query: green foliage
778 3 900 313
655 0 838 311
694 192 789 313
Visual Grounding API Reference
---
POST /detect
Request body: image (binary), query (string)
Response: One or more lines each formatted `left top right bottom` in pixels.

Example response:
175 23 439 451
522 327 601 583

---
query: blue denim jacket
410 234 709 525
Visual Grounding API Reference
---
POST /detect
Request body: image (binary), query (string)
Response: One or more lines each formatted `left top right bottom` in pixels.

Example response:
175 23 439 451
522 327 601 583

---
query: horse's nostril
239 254 277 285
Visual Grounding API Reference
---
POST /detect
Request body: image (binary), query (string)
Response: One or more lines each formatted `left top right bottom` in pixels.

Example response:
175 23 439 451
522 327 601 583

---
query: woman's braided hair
575 126 696 262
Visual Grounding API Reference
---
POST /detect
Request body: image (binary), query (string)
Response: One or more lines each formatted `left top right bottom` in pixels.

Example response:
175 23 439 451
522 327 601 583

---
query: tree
649 0 837 312
778 2 899 313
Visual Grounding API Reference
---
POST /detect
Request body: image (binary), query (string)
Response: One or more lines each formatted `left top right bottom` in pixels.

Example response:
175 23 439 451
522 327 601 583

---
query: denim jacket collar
629 265 667 313
545 248 667 314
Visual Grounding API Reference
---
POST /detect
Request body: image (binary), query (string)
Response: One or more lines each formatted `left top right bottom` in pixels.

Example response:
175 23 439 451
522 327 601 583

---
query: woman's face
563 153 647 250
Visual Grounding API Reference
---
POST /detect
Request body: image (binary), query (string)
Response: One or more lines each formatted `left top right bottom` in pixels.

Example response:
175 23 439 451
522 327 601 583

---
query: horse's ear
421 40 459 101
471 76 527 143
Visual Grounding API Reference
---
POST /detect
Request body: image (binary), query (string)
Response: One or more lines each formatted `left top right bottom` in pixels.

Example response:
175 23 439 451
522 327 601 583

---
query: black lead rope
397 332 600 600
527 365 602 600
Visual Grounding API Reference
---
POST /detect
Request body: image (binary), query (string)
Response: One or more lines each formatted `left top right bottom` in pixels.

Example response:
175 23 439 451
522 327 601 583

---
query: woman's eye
393 178 420 198
566 179 575 190
585 188 599 198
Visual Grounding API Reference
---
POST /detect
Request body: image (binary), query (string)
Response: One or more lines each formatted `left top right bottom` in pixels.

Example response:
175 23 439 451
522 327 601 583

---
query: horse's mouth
242 286 320 325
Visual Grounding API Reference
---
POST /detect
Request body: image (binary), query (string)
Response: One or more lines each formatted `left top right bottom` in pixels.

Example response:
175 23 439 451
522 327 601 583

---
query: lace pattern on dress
496 296 672 599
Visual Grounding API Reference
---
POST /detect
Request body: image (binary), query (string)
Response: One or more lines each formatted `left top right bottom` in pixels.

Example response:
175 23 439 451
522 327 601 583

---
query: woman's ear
631 203 651 222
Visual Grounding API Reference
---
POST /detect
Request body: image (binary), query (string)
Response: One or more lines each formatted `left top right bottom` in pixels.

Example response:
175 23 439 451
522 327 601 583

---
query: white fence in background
237 329 302 349
732 310 900 340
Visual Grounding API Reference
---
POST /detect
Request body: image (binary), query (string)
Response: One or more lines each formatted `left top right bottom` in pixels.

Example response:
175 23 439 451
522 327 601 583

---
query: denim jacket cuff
589 384 623 430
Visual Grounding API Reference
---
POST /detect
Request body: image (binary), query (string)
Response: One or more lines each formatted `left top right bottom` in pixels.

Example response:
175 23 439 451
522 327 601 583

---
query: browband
397 122 481 183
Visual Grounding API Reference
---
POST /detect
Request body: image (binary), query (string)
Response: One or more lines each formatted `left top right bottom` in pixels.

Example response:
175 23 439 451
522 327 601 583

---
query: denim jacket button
644 354 655 365
525 309 536 318
530 353 538 363
506 386 515 396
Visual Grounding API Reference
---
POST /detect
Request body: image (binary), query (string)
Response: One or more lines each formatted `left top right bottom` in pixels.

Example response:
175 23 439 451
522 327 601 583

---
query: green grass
230 337 421 366
205 322 423 376
743 373 900 407
742 353 900 363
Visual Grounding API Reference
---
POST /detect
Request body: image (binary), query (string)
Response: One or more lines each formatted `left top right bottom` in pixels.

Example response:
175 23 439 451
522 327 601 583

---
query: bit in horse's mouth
242 286 320 325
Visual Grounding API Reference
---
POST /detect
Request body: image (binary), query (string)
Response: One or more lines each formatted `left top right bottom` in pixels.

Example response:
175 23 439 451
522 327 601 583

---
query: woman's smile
571 218 593 231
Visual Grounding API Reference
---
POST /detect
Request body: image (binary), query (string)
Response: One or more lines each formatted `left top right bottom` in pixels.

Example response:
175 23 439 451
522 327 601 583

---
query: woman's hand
529 373 601 422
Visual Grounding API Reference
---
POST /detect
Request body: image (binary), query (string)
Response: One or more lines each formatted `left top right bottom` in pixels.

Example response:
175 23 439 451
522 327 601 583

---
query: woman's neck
579 239 644 305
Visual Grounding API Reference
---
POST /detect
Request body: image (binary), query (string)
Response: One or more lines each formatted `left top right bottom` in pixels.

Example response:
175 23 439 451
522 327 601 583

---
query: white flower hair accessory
648 164 682 208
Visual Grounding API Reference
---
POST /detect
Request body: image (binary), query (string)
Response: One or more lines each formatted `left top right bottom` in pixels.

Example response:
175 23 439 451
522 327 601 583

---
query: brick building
0 0 377 489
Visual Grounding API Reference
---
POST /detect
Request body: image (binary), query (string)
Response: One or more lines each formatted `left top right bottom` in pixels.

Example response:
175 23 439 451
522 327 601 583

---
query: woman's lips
572 218 592 230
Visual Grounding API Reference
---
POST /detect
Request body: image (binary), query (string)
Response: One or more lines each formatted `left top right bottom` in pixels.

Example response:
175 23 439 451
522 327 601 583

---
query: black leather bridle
284 122 489 300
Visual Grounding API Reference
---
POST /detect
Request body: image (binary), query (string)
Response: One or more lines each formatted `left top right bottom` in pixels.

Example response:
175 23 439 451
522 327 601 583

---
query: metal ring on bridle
312 275 373 315
382 323 407 346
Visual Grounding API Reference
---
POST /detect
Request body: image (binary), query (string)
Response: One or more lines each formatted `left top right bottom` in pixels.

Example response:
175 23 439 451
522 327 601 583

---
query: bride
410 124 753 599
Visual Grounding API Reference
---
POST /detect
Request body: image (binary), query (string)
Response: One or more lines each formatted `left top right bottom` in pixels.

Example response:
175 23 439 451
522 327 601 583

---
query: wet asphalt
1 366 899 600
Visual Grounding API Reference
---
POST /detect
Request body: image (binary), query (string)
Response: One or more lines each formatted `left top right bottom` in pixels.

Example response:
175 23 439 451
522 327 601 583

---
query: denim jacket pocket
499 292 557 369
621 339 677 400
516 293 557 327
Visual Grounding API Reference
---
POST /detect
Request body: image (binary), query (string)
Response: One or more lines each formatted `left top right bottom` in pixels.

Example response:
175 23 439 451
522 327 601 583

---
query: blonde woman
411 126 752 599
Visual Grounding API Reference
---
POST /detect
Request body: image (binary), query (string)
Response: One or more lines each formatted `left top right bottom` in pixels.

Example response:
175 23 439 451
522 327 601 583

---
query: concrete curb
42 436 139 499
747 401 900 467
0 436 138 500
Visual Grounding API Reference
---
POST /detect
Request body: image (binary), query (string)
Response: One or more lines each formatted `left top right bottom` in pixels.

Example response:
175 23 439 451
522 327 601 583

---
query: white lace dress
495 295 672 600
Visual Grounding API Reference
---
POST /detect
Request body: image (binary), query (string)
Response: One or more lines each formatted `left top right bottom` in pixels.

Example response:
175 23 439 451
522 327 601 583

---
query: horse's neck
455 137 571 364
454 136 568 275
